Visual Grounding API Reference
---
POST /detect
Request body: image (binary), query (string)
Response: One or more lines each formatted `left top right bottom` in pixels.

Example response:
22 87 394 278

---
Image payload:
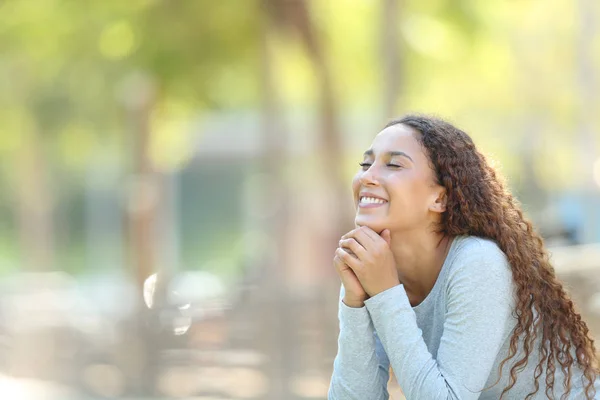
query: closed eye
359 162 402 170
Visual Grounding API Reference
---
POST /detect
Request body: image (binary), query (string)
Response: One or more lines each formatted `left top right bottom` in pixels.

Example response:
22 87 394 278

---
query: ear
429 188 447 213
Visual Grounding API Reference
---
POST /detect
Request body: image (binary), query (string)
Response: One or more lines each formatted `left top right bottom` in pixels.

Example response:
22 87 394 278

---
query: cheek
389 175 428 206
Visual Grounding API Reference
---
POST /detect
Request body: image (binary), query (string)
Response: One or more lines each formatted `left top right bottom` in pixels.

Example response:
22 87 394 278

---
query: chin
354 215 386 234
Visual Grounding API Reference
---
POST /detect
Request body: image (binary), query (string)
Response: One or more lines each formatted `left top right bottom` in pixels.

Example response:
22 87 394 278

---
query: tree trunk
120 72 165 396
272 1 353 395
257 9 293 398
381 0 402 119
16 130 55 271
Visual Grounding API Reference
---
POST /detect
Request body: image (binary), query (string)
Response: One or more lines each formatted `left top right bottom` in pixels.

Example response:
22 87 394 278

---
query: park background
0 0 599 399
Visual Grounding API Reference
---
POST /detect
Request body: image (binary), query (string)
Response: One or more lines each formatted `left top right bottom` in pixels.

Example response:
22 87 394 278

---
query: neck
388 228 454 307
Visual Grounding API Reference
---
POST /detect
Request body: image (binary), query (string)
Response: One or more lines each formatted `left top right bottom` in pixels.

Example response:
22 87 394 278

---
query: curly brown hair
386 114 599 399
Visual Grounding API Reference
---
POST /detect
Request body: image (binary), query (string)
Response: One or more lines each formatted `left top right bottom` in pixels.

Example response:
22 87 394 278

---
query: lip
358 192 388 208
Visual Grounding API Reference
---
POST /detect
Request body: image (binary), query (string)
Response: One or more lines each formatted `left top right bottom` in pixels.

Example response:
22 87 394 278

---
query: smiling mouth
359 196 388 207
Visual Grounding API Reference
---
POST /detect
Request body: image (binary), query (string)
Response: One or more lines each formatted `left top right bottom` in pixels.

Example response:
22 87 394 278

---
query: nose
359 165 380 186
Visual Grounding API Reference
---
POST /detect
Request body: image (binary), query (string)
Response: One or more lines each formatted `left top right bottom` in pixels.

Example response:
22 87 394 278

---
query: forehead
368 124 423 155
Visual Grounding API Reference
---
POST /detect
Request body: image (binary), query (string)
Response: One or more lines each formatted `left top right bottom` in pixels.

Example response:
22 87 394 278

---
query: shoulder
452 236 510 269
442 236 516 312
447 235 513 288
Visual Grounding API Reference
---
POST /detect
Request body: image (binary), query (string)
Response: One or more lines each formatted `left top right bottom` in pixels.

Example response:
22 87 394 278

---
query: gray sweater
328 235 600 399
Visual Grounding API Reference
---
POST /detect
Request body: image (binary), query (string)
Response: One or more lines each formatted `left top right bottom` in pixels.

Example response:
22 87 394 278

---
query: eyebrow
363 149 414 162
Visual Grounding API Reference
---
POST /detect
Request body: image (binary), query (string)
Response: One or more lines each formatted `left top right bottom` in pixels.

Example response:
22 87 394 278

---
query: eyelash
359 162 401 169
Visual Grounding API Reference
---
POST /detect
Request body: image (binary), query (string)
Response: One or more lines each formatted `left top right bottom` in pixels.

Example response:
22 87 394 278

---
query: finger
359 226 385 243
359 226 390 249
333 252 350 266
380 229 392 246
343 228 376 250
335 247 360 270
333 254 345 272
333 254 353 272
339 238 367 260
341 227 362 240
337 246 357 259
333 256 361 287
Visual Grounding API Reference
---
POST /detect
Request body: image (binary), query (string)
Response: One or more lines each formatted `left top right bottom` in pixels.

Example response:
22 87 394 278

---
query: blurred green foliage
0 0 598 276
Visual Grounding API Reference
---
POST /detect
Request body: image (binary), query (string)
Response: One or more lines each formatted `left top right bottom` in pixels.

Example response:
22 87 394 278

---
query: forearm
365 281 512 400
366 285 457 400
328 301 389 400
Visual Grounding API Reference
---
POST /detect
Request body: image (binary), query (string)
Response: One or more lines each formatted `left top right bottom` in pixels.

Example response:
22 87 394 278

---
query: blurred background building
0 0 599 399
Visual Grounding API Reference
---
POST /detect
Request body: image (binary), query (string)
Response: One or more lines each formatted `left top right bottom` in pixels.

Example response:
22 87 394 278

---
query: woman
328 115 600 399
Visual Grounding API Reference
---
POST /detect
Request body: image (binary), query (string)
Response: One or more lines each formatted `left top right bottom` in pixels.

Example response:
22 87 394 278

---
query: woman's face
351 124 445 234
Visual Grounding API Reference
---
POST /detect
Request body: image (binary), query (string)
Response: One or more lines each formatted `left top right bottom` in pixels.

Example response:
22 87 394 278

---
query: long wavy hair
386 114 599 399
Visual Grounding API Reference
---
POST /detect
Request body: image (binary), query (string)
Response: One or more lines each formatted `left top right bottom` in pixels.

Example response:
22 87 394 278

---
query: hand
333 248 368 308
337 226 399 297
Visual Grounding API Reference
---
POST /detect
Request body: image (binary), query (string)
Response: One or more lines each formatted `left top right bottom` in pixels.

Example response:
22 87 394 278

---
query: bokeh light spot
99 20 136 60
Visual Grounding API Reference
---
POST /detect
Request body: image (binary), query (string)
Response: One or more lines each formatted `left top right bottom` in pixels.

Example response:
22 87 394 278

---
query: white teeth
360 197 386 204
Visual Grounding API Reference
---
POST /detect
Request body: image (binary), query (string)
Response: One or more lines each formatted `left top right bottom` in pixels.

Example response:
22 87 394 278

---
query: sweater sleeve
328 284 390 400
364 244 515 400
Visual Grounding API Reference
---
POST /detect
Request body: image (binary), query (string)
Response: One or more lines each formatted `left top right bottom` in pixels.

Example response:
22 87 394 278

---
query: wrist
342 296 366 308
371 282 401 298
